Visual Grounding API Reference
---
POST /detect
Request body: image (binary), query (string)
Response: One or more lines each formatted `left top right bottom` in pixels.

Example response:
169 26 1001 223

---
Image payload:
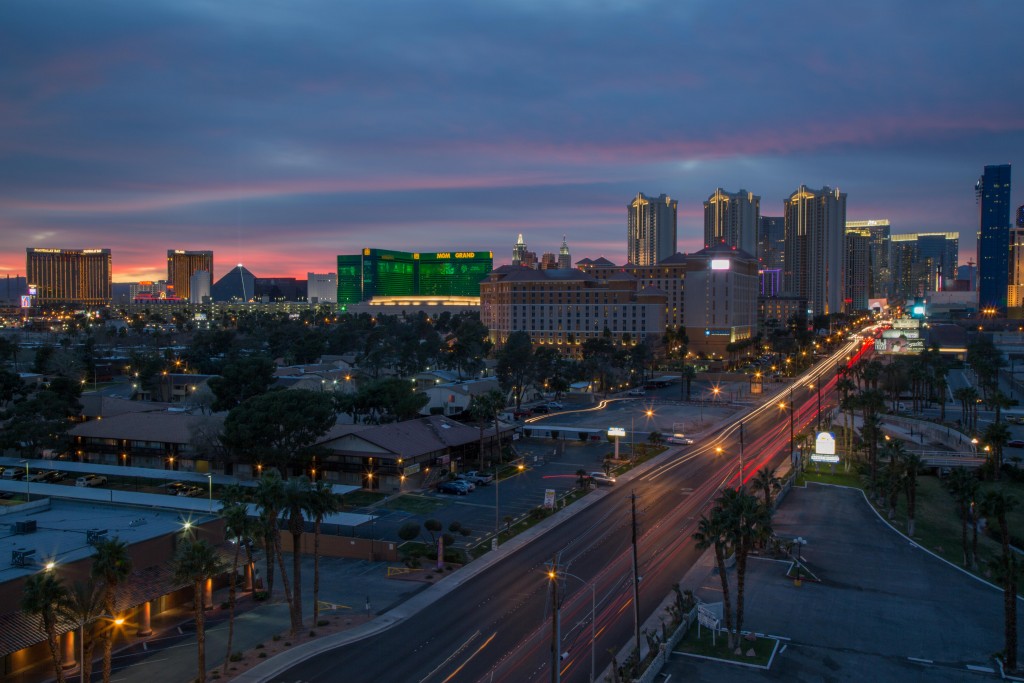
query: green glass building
336 249 493 306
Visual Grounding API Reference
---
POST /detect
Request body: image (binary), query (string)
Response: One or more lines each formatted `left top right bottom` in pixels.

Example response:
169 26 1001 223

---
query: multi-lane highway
273 335 871 683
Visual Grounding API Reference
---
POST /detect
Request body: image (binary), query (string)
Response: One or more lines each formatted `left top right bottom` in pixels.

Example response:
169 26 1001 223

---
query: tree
222 389 337 476
22 572 69 683
208 355 276 412
983 421 1011 480
692 510 735 648
308 479 340 627
219 485 251 675
253 472 286 601
92 538 132 683
980 491 1020 671
59 580 104 683
172 539 228 683
576 468 590 490
398 521 421 542
880 440 907 520
282 476 312 634
902 452 923 536
718 488 772 650
679 364 696 401
945 468 978 568
750 467 782 512
335 378 429 425
495 331 535 410
469 390 505 470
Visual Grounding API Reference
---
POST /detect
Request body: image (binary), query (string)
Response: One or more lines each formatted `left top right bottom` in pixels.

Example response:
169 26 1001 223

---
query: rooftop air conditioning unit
86 529 109 545
11 549 36 567
15 520 37 534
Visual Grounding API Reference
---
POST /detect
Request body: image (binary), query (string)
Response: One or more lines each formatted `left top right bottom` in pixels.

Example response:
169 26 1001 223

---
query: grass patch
798 468 861 487
676 620 776 665
341 490 388 508
384 494 444 515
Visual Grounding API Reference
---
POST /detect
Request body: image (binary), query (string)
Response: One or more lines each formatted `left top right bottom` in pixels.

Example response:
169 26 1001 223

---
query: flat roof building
337 249 493 306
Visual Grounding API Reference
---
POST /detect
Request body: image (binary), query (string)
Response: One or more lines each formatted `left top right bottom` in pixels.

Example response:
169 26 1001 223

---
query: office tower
189 270 211 304
758 216 785 271
682 245 759 357
479 267 666 358
0 275 28 304
704 188 759 255
558 235 571 269
167 250 213 302
627 192 678 266
1018 204 1024 228
783 186 847 317
540 253 557 270
512 234 528 266
26 248 111 306
337 249 493 304
847 219 891 299
845 227 871 311
890 233 959 300
307 272 338 304
976 164 1012 313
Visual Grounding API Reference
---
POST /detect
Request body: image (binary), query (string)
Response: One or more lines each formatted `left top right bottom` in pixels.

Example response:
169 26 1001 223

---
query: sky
1 0 1022 283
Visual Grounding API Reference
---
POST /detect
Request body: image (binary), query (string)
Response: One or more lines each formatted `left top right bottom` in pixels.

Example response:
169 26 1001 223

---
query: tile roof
69 411 216 445
320 416 488 460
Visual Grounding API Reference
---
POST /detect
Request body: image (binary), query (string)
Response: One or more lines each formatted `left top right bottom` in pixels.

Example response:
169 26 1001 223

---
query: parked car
163 481 189 494
1008 440 1024 448
546 401 564 410
589 471 616 486
459 470 494 485
75 474 107 488
513 410 531 420
627 388 645 396
178 486 204 497
40 470 66 483
665 434 694 445
531 405 549 414
25 470 49 483
6 468 27 481
438 480 468 495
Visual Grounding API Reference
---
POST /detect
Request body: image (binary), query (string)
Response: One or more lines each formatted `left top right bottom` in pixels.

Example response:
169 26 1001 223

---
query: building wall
845 228 870 311
337 249 492 305
26 248 112 306
683 249 759 357
704 188 759 255
589 260 686 329
783 186 846 317
758 216 785 271
307 272 338 303
977 164 1012 313
627 193 678 266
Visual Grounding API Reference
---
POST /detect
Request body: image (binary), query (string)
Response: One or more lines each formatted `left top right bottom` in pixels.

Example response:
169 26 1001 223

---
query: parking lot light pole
205 473 213 512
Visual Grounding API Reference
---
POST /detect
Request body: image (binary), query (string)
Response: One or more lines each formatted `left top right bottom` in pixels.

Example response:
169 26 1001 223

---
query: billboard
811 431 839 463
868 298 888 311
874 338 925 354
20 295 32 308
882 329 920 339
710 259 730 270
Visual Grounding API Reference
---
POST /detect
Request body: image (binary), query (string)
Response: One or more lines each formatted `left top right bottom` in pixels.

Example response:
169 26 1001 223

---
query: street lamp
547 568 597 683
78 614 125 683
205 473 213 512
793 536 808 586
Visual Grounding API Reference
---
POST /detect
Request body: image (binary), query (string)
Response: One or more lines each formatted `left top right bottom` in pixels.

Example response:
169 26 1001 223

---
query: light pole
739 421 745 486
793 536 807 586
79 614 124 683
815 371 822 431
548 569 597 683
205 473 213 513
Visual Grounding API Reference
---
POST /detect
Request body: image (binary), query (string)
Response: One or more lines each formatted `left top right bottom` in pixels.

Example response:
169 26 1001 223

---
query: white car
666 434 694 445
75 474 107 488
589 472 616 486
546 401 564 410
627 388 645 396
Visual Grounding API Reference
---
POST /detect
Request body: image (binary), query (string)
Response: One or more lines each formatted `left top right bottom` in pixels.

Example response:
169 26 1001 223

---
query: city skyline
1 1 1021 282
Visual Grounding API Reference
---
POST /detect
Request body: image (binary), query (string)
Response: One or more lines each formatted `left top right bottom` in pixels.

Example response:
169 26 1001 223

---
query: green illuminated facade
337 249 493 306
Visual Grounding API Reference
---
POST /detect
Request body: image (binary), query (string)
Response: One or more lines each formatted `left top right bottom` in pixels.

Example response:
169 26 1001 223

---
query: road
272 337 871 683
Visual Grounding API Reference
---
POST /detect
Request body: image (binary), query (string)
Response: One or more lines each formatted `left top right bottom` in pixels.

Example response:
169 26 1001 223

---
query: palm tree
692 509 735 648
902 452 923 536
984 421 1011 480
22 572 69 683
282 476 312 634
575 468 589 490
719 488 772 651
880 440 906 520
470 391 503 470
945 469 978 568
253 471 285 599
91 537 132 683
172 538 228 683
749 467 782 511
679 365 696 401
992 390 1012 425
219 485 251 675
308 479 340 627
981 491 1020 671
59 580 104 683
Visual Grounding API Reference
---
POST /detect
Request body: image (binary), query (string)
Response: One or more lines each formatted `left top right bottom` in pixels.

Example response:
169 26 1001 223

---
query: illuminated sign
174 250 185 254
403 463 421 476
710 259 730 270
435 252 479 259
20 296 32 308
815 432 836 455
82 249 105 254
882 330 919 339
31 248 62 253
811 453 840 463
28 287 37 296
607 427 626 438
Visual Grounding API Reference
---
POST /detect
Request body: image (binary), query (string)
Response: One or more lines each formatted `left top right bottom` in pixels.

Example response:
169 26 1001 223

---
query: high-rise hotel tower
26 248 111 306
167 250 213 302
783 186 847 317
627 192 677 266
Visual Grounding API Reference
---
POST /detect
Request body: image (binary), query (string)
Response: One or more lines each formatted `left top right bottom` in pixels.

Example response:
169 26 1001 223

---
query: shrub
229 652 243 662
258 652 267 658
272 635 281 642
220 602 230 610
317 620 329 627
253 590 269 601
284 641 292 647
309 630 316 637
398 521 421 542
255 643 264 649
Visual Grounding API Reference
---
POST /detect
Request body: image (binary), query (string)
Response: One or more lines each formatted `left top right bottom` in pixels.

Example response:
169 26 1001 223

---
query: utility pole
816 371 822 431
789 387 795 474
739 421 745 487
550 553 561 683
630 492 641 662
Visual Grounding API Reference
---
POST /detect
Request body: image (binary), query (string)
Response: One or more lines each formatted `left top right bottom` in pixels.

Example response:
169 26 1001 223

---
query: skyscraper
890 233 959 300
976 164 1011 314
167 250 214 302
26 248 111 306
704 188 759 255
783 186 847 317
627 192 677 266
846 219 891 300
1009 205 1024 311
758 216 785 271
844 227 871 311
512 234 528 266
558 235 571 269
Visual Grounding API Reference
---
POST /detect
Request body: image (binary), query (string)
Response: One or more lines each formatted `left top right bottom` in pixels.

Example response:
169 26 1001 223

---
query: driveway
664 484 1020 681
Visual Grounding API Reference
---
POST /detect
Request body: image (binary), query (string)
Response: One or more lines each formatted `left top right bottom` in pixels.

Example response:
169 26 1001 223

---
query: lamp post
79 614 124 683
793 536 807 586
816 371 822 431
547 569 597 683
205 473 213 513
